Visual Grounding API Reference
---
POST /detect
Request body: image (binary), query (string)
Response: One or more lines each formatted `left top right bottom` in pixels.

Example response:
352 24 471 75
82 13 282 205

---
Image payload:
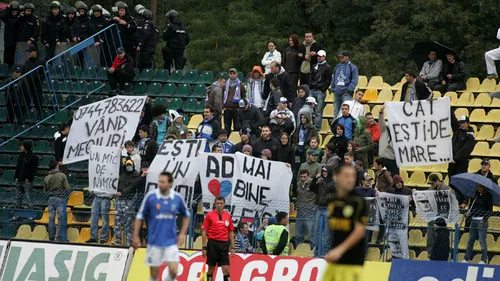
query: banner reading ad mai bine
385 97 453 167
0 241 130 281
63 95 146 165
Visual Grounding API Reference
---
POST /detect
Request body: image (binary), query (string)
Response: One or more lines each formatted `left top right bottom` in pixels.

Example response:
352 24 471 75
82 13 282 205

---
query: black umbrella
408 41 460 70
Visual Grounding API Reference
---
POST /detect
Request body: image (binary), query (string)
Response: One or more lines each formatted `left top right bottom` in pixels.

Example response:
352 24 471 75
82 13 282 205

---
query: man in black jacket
72 2 90 44
434 52 467 94
112 2 137 58
15 140 39 208
41 1 65 60
162 10 190 70
298 32 322 85
310 50 332 129
22 45 45 115
89 5 110 66
54 123 69 174
14 3 40 66
476 159 495 181
107 47 135 94
233 126 252 153
137 125 159 166
0 2 21 68
400 71 431 101
5 65 27 123
238 100 264 139
137 9 159 71
252 125 279 160
263 62 295 104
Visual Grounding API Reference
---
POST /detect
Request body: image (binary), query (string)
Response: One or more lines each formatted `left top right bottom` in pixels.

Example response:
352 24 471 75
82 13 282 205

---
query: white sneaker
479 261 486 264
461 260 469 263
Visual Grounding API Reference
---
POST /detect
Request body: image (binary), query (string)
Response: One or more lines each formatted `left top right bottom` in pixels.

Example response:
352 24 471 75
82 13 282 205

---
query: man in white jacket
485 28 500 79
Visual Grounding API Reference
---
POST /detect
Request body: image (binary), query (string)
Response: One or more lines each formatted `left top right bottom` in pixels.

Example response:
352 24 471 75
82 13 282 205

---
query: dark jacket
310 62 332 92
331 114 356 141
224 81 247 110
263 89 282 117
239 105 264 136
113 14 137 48
22 55 45 74
330 134 348 160
430 228 450 261
163 18 190 49
71 14 90 42
41 12 65 45
282 45 301 73
15 150 39 182
134 15 146 46
5 77 29 106
298 41 323 73
234 141 251 153
439 60 467 89
54 134 67 162
467 191 493 220
291 95 307 120
268 118 294 139
15 13 40 43
252 136 280 160
89 15 110 43
475 169 495 181
111 54 135 76
62 16 76 43
263 67 295 103
276 142 294 165
139 19 159 53
400 79 431 101
450 114 475 163
0 7 19 47
118 170 140 197
138 137 158 164
355 186 377 197
293 110 318 153
310 168 335 206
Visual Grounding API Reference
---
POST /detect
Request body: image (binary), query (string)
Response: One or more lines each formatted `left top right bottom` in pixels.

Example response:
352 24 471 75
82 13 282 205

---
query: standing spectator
267 111 294 139
134 161 149 200
198 105 221 152
463 185 492 264
485 27 500 79
162 10 189 70
283 34 301 86
14 3 40 66
234 223 253 253
44 159 69 242
298 149 321 180
366 112 381 167
22 45 45 115
295 170 316 247
137 125 159 165
112 2 137 57
310 166 335 257
122 140 141 173
246 66 265 109
261 40 282 74
434 52 467 93
252 125 279 159
337 90 365 119
292 85 309 121
113 160 140 246
0 2 21 68
331 51 359 117
86 190 113 244
294 112 319 157
264 62 295 104
150 104 168 146
352 116 374 169
233 127 252 153
88 5 110 66
298 32 322 85
355 173 377 197
426 174 451 253
224 68 246 134
41 1 65 60
5 66 26 123
54 123 69 174
401 70 431 101
321 144 341 170
378 106 398 176
309 50 332 129
430 217 450 261
136 9 159 71
206 76 226 121
238 100 264 138
202 196 235 281
167 110 188 139
263 212 290 256
330 124 348 162
15 140 38 209
296 96 316 127
262 78 282 117
277 132 294 166
107 47 135 94
476 159 495 180
309 137 323 161
420 50 443 89
214 129 235 154
331 104 356 141
374 158 393 193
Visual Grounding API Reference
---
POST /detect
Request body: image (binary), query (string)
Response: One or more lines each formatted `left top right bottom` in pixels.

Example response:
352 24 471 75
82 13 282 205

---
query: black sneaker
86 239 98 243
99 240 107 244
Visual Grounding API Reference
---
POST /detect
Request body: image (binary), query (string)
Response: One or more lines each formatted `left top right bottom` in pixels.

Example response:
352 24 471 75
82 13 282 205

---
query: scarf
314 60 327 70
139 137 150 149
224 78 241 104
248 79 263 106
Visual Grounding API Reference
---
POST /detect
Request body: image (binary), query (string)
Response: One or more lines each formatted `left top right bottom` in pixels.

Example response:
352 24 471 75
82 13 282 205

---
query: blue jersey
136 189 190 247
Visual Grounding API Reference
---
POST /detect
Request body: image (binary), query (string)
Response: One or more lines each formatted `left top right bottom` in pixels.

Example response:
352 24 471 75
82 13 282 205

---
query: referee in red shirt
202 196 235 281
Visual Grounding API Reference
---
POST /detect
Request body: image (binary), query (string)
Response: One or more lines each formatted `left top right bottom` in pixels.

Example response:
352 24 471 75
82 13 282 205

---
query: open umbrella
489 91 500 100
409 41 460 70
450 173 500 205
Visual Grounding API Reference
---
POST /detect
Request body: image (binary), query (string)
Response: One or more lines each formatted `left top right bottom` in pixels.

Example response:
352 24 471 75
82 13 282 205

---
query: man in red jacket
107 47 135 95
365 112 380 167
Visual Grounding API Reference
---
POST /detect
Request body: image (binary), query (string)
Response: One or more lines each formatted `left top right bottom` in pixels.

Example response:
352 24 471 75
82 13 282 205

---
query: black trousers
164 47 185 70
223 109 240 134
138 51 154 72
4 45 15 69
107 70 134 92
299 72 310 86
7 103 23 123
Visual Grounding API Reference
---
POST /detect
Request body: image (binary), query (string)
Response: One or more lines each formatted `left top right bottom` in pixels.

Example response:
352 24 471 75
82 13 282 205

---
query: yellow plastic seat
193 236 203 249
357 75 368 89
456 92 474 106
400 170 409 183
325 91 334 103
228 132 240 144
391 82 402 91
432 91 442 99
188 114 203 131
459 233 469 249
295 243 313 257
30 225 48 240
409 250 417 260
486 96 500 108
363 104 370 114
371 105 386 120
366 247 381 261
77 228 90 243
460 77 480 92
471 142 490 157
289 222 296 238
470 124 478 135
430 163 448 173
444 91 458 105
393 89 402 101
468 158 482 173
413 165 433 172
478 78 497 92
321 134 333 148
454 108 469 119
485 109 500 123
409 229 425 246
319 119 331 134
367 76 384 89
34 208 49 224
443 175 449 185
370 89 393 104
323 103 334 119
491 127 500 141
490 255 500 265
474 93 492 107
406 171 427 188
490 159 500 176
469 109 486 123
416 251 429 260
472 254 482 263
361 88 378 102
367 169 375 179
67 228 80 242
15 225 32 239
490 143 500 157
67 191 84 207
476 125 494 141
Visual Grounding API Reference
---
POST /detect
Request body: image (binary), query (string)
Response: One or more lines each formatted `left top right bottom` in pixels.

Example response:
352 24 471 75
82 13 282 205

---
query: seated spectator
197 105 221 152
294 112 319 156
235 222 253 253
320 144 341 170
352 116 374 169
277 132 294 166
296 95 316 127
476 159 494 181
150 104 169 147
205 75 226 120
54 123 70 174
214 129 235 154
337 90 365 119
366 112 381 167
291 85 309 122
252 125 279 159
137 125 159 165
242 144 252 156
434 52 467 93
283 34 301 86
167 110 188 139
122 140 141 173
298 149 320 180
107 47 135 94
401 70 431 101
262 40 282 74
485 28 500 79
430 217 450 261
331 104 356 141
267 111 294 139
309 137 323 161
44 159 70 242
233 127 252 153
420 50 443 89
374 158 393 194
263 78 282 117
261 149 272 160
264 61 294 104
330 124 348 161
15 140 38 209
246 66 265 109
238 100 264 139
224 68 246 134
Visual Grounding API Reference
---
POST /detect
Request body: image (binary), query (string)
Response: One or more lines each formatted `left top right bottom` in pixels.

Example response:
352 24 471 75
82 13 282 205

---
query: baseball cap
13 65 22 73
317 50 326 57
363 173 373 181
428 173 440 183
337 51 350 58
242 144 252 153
481 159 490 165
26 45 38 53
239 99 247 108
306 96 317 105
458 115 469 123
307 149 318 156
261 149 272 158
125 160 134 166
279 97 288 103
117 47 125 53
229 68 237 74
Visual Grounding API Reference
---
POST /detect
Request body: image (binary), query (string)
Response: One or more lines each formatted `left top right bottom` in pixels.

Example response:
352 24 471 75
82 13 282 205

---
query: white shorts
145 245 180 267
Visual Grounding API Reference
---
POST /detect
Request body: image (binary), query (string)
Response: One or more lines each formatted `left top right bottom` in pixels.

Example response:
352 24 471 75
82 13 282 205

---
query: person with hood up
136 9 159 71
238 99 264 138
224 68 247 134
162 9 190 70
137 125 158 165
206 75 226 120
15 140 39 209
113 159 140 246
112 2 137 57
296 95 316 127
430 217 450 261
320 144 341 170
107 47 135 94
167 110 188 139
246 66 265 109
294 111 319 157
150 104 169 146
352 116 374 169
41 1 65 60
331 103 357 141
276 132 294 166
261 40 282 74
330 124 348 161
0 1 21 68
390 175 412 196
264 61 295 103
242 144 253 156
282 34 301 87
294 169 317 247
378 106 398 176
292 85 309 121
122 140 141 173
262 78 282 117
13 3 40 66
252 125 279 160
198 105 221 152
187 130 195 140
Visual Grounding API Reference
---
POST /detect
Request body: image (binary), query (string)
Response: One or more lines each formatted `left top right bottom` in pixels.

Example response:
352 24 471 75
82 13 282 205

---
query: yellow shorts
322 263 363 281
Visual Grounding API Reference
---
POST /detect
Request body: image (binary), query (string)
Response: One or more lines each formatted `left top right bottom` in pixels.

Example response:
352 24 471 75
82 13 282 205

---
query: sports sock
224 275 230 281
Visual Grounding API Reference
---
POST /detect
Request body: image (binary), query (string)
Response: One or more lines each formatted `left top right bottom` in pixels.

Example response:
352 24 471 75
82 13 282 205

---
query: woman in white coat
261 40 281 74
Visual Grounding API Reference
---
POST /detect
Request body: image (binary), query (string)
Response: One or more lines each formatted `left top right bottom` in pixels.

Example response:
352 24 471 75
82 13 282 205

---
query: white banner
146 139 206 208
0 239 8 274
199 152 293 226
0 241 129 281
88 145 121 196
413 190 460 224
385 97 453 167
377 192 410 259
63 95 146 164
366 197 380 231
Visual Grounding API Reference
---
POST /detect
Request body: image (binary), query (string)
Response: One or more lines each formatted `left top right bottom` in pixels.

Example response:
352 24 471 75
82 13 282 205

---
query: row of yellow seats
14 225 112 244
447 92 500 107
34 208 116 227
454 108 500 123
471 142 500 158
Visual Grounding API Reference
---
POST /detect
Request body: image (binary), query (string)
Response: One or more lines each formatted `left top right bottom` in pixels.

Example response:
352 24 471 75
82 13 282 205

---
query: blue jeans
295 208 316 248
315 207 333 257
48 196 67 241
465 220 488 262
334 91 353 118
310 90 325 129
90 196 111 242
